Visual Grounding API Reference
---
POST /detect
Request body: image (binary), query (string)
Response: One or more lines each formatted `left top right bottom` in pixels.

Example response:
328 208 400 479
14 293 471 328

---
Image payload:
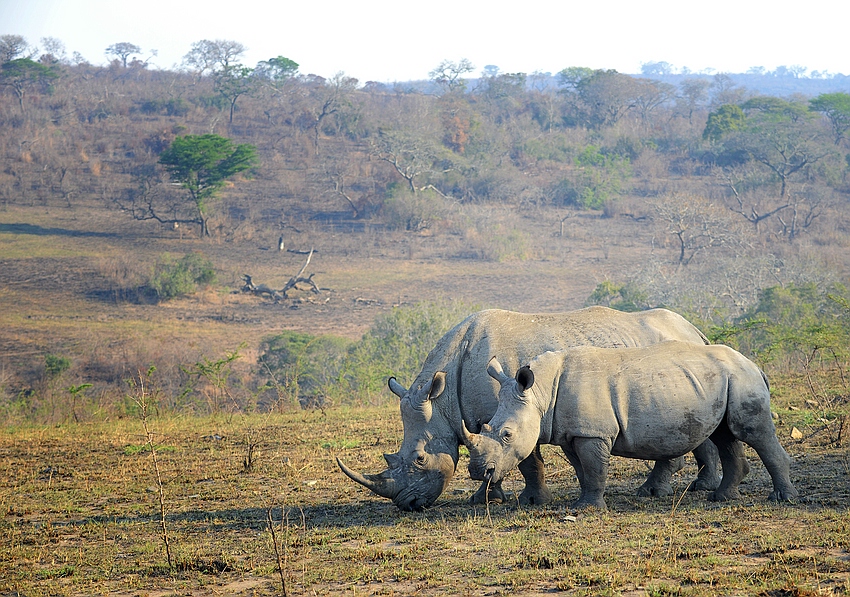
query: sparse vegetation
0 34 849 596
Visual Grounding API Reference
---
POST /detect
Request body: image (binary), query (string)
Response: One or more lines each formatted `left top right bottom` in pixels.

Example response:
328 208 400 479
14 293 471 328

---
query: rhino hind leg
517 445 553 506
730 421 797 502
635 456 684 497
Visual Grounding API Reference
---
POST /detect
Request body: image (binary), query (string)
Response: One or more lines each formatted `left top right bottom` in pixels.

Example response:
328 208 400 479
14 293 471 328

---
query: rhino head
337 371 460 511
463 357 540 485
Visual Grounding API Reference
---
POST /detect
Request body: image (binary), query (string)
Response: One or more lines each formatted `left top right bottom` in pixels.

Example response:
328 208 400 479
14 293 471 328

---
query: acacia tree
0 58 58 114
731 97 832 198
182 39 245 76
158 134 258 236
557 68 640 128
809 92 850 146
105 42 141 67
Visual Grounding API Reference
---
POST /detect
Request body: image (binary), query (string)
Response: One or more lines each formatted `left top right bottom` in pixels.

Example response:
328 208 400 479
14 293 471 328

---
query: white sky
2 0 848 82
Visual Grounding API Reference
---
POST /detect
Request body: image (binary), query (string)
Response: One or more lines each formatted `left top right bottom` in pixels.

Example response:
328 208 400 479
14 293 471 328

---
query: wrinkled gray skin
337 307 723 511
464 343 798 510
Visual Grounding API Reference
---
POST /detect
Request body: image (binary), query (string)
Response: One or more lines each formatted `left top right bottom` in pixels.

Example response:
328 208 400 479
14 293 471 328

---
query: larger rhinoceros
463 343 798 510
337 307 723 511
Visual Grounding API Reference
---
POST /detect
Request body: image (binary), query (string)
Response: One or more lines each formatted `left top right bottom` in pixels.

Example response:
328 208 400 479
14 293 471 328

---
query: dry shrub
95 253 149 294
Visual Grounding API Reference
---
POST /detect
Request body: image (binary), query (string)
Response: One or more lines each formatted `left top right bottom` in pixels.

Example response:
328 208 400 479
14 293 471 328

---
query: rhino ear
428 371 447 401
388 377 407 398
516 366 535 393
487 357 510 384
384 452 402 469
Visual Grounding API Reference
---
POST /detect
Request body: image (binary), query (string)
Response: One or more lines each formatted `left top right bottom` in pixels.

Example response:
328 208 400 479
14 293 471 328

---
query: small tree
810 92 850 146
429 58 474 94
105 42 141 68
214 64 256 124
158 134 258 236
0 58 58 114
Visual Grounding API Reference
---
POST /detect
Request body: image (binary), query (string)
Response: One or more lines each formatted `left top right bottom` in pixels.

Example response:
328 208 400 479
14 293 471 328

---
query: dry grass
2 202 850 595
0 400 848 597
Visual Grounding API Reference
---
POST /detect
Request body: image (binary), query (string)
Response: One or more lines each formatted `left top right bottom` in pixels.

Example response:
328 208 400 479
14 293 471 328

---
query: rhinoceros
463 343 798 510
337 307 723 511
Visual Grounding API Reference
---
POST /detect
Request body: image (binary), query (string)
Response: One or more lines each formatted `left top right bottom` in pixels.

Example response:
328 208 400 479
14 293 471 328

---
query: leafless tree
182 39 245 76
651 193 748 266
0 34 32 63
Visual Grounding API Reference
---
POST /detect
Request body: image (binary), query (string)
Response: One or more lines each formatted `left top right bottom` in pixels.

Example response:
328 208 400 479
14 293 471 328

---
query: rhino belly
610 409 723 461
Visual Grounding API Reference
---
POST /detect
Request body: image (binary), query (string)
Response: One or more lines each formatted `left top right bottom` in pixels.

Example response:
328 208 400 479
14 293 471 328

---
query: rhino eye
501 430 513 442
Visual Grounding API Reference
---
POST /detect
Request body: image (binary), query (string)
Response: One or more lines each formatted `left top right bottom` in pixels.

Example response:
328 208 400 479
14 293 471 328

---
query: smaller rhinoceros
463 342 798 510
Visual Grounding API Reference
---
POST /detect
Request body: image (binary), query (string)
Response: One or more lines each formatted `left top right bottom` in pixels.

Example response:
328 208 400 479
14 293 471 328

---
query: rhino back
548 343 732 460
447 308 707 428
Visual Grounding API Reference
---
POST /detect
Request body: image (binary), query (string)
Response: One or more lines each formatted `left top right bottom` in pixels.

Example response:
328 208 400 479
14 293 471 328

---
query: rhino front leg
517 445 553 505
567 437 611 511
470 478 507 505
635 456 684 497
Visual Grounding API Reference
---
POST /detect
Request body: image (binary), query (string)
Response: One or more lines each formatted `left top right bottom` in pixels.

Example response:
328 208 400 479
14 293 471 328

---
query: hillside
1 54 850 416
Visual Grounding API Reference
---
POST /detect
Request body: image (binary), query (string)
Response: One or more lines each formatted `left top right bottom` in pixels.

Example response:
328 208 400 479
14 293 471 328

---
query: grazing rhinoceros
337 307 723 511
463 343 798 510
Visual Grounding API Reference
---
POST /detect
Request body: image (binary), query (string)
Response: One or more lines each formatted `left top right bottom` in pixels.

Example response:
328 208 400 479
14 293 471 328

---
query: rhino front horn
336 458 399 500
459 420 481 450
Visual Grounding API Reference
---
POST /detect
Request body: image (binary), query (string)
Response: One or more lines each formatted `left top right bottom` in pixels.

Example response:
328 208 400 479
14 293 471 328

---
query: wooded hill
2 39 850 417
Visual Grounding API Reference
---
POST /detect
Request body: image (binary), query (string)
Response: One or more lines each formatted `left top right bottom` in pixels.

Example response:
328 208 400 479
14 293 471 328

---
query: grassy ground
1 400 848 597
2 205 849 596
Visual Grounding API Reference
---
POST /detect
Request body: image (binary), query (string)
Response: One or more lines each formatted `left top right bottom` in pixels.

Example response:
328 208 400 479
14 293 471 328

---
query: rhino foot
518 484 553 506
635 481 673 498
708 488 742 502
470 482 507 505
570 497 607 512
690 473 721 492
768 487 799 502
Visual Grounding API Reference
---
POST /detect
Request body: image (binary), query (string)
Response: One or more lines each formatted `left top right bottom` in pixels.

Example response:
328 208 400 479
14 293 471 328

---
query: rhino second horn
336 458 399 499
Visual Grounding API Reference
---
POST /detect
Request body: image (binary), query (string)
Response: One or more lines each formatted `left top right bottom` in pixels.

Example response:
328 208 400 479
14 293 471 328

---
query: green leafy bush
585 280 650 312
727 283 850 365
258 301 476 407
572 145 632 209
343 300 476 401
258 331 352 407
148 252 216 301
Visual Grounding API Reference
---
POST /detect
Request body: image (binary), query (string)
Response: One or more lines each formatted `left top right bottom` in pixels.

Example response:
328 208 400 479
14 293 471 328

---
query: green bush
585 280 650 312
257 301 476 407
258 331 352 407
382 186 446 232
147 252 216 301
343 300 476 402
572 145 632 210
729 283 850 366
